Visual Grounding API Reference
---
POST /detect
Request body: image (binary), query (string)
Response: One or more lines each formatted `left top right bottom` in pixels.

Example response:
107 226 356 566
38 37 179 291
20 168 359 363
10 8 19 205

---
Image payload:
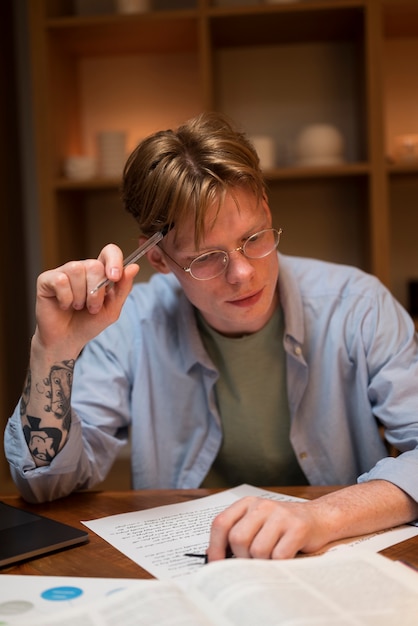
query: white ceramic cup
97 131 127 178
63 156 96 180
249 135 275 170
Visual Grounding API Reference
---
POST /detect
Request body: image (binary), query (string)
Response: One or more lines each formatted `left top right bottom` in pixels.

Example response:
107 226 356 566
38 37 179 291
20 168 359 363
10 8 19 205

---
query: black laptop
0 500 89 567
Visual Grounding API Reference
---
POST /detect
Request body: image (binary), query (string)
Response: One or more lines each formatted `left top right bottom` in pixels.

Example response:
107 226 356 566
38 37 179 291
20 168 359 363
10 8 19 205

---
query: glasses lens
244 229 280 259
190 251 228 280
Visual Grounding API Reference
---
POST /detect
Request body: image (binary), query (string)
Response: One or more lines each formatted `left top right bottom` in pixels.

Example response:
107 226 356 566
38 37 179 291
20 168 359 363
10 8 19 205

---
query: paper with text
18 551 418 626
82 484 418 580
0 575 143 625
82 485 303 580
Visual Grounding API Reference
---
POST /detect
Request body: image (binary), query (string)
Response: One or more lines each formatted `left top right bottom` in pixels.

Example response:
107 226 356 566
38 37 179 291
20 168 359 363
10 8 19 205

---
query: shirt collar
277 253 305 348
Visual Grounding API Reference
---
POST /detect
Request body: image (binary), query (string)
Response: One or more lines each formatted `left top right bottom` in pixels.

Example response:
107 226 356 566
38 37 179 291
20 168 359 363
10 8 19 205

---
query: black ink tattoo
43 359 74 432
23 415 63 463
21 360 74 462
20 369 32 418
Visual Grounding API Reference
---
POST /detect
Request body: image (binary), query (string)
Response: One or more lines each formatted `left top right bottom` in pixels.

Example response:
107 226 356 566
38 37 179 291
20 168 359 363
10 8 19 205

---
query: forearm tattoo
22 360 74 463
20 369 31 418
23 415 63 463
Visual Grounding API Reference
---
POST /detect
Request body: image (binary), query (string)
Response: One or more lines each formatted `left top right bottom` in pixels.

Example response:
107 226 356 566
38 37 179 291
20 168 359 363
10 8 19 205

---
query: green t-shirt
197 307 307 487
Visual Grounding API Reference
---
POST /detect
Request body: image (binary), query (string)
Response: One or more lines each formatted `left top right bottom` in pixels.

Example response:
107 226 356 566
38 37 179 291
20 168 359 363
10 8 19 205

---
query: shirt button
299 452 308 460
294 346 302 356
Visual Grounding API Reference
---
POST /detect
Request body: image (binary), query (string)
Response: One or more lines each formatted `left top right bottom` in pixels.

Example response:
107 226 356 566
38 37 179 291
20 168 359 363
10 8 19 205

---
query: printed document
82 484 418 580
19 551 418 626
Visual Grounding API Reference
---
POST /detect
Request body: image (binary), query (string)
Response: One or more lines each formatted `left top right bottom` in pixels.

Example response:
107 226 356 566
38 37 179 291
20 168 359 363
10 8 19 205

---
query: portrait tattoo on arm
23 415 63 463
44 360 74 426
22 360 74 463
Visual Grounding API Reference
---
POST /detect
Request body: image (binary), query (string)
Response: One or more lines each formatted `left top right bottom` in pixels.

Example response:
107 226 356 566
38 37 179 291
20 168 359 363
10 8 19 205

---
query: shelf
46 11 199 56
45 2 365 55
209 3 365 47
265 162 370 181
55 176 122 190
387 162 418 176
54 162 370 191
27 0 418 304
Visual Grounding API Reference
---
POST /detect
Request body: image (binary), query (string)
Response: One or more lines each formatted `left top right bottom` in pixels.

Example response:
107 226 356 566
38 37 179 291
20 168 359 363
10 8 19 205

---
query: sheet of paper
0 575 143 625
317 523 418 556
16 552 418 626
186 551 418 626
15 578 228 626
82 484 418 581
82 484 303 581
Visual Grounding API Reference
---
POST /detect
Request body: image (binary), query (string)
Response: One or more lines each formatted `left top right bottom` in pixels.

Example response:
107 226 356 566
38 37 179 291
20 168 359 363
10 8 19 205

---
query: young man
5 112 418 561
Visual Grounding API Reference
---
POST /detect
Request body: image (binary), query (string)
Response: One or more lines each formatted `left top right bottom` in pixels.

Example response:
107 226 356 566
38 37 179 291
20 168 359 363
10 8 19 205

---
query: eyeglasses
160 227 282 281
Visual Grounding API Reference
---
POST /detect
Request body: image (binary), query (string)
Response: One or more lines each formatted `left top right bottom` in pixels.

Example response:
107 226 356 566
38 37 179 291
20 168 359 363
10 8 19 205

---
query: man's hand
206 482 418 562
34 244 139 359
207 496 326 561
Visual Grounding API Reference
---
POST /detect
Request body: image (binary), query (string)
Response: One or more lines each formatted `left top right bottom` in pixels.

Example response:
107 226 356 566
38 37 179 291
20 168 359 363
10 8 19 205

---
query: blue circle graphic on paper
41 586 84 602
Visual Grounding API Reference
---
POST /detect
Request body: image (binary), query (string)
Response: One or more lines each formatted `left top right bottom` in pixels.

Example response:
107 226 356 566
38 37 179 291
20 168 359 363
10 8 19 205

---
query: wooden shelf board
46 12 199 55
265 162 370 180
54 163 370 191
209 3 365 47
44 3 366 54
387 162 418 176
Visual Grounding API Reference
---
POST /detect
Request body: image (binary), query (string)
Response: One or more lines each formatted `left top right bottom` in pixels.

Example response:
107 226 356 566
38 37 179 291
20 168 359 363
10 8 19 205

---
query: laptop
0 500 89 567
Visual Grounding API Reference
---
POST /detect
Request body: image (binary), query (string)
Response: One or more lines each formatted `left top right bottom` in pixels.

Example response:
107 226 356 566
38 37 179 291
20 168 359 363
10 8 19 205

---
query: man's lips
227 289 263 307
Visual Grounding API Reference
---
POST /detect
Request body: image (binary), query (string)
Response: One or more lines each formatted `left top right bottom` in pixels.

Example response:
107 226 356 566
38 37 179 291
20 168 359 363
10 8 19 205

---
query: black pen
184 548 235 563
184 553 209 564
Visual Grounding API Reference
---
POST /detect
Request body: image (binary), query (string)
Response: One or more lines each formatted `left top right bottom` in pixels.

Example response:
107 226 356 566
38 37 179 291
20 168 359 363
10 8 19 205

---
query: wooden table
1 486 417 578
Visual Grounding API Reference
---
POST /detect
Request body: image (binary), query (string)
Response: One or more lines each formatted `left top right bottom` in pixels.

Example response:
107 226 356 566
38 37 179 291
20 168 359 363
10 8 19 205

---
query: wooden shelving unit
26 0 418 311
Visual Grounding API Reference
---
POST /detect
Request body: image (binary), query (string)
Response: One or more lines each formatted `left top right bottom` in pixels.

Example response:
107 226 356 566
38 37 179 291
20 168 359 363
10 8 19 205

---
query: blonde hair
122 112 266 247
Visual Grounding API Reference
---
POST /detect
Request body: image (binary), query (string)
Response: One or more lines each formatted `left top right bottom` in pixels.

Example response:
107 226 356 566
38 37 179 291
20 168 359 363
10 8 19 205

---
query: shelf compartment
208 3 365 47
46 12 199 56
269 174 369 271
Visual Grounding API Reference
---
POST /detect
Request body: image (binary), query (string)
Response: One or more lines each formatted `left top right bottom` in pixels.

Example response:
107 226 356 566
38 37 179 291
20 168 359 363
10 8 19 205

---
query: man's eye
194 253 217 265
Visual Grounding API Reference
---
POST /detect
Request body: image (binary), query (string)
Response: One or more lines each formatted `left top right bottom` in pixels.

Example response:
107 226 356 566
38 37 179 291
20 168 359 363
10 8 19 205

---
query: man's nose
225 248 254 281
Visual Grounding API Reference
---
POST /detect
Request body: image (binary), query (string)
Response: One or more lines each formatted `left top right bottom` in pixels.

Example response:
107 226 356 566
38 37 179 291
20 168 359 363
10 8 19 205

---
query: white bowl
295 124 345 165
63 156 96 180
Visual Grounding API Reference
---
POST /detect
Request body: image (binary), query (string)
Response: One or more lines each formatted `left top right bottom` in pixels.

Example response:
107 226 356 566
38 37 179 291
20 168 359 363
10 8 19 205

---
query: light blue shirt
5 254 418 503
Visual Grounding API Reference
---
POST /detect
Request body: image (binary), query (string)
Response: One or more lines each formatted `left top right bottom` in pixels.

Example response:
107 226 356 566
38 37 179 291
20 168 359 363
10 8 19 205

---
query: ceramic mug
249 135 275 170
63 156 96 180
295 124 345 166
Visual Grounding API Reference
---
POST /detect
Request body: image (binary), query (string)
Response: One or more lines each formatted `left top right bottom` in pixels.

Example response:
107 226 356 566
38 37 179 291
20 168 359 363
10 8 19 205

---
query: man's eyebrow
173 219 269 256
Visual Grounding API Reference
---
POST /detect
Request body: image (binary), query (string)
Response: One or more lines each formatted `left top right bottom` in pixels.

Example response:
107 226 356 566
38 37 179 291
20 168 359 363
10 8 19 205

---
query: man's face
162 188 280 337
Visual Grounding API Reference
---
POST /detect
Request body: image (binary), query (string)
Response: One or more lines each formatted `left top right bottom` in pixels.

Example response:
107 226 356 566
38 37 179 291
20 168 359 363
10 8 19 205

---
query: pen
184 553 209 564
184 549 235 563
90 230 165 295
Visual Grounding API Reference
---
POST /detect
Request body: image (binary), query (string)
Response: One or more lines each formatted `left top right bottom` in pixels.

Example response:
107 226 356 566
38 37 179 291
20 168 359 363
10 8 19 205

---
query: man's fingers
207 498 315 562
207 498 251 561
208 497 270 561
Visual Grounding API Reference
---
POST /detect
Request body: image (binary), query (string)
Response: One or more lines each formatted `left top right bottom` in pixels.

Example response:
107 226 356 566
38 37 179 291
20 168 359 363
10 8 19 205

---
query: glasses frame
160 227 282 281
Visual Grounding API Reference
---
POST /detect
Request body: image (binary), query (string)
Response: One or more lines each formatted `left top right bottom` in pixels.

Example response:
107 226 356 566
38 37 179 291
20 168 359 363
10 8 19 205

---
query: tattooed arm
20 246 139 466
20 362 73 466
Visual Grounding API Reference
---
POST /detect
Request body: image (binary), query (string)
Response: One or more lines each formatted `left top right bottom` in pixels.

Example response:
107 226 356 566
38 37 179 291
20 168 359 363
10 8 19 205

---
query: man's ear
139 237 171 274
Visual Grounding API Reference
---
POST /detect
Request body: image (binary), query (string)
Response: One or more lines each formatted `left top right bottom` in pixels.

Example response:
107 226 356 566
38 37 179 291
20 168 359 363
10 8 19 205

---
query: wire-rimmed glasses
161 227 282 280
